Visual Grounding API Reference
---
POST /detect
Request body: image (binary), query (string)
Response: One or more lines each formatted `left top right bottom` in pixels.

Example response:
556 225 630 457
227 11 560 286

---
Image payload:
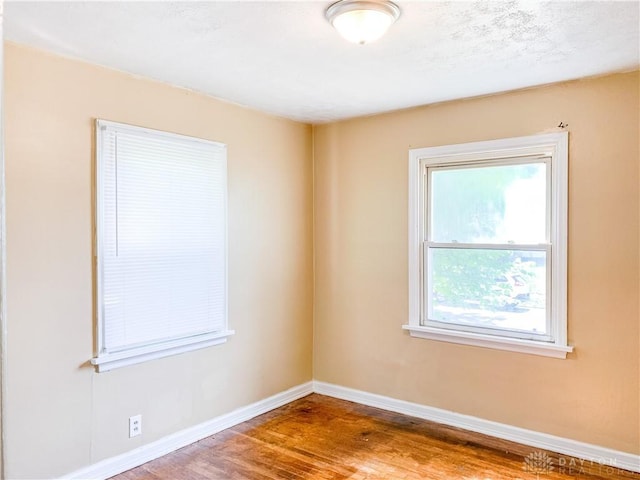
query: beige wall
3 39 639 478
314 72 640 454
4 42 313 478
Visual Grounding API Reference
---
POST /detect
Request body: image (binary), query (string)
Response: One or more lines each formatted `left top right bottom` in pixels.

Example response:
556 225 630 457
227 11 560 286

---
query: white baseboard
63 379 639 479
313 380 640 474
64 381 314 480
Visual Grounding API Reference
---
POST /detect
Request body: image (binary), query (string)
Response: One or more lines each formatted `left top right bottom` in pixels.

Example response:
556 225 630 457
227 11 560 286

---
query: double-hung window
405 132 572 358
92 120 233 372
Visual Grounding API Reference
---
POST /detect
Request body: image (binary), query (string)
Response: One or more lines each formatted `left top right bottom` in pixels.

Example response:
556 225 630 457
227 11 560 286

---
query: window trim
404 132 572 358
91 120 234 372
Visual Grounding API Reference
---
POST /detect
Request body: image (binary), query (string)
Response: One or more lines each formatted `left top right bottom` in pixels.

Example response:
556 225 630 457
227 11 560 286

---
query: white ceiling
4 1 639 124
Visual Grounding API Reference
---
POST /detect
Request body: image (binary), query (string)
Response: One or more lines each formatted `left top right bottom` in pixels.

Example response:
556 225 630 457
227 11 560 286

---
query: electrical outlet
129 414 142 438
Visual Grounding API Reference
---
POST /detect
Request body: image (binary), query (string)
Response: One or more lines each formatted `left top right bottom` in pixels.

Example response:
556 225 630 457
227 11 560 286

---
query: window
404 132 572 358
92 120 233 372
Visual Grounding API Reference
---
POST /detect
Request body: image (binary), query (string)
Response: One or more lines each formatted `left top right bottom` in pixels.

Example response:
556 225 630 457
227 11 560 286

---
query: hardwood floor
113 394 638 480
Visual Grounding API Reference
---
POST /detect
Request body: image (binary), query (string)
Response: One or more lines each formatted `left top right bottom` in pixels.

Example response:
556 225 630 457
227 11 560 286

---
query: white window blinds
93 120 231 371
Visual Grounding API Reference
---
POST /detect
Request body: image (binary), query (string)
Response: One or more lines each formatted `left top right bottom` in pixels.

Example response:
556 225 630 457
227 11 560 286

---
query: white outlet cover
129 414 142 438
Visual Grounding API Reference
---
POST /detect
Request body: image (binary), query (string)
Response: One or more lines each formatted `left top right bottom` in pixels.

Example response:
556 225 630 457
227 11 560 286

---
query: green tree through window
429 163 543 311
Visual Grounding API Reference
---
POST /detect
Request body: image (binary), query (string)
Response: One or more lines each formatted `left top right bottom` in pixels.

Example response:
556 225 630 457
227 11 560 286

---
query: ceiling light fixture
326 0 401 45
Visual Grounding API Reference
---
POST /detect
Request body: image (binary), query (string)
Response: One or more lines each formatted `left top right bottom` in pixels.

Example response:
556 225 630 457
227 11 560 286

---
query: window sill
402 325 573 359
91 330 235 372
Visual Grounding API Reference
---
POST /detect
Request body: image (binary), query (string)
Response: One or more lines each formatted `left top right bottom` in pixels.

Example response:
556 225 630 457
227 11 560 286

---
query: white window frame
91 120 234 372
404 132 573 358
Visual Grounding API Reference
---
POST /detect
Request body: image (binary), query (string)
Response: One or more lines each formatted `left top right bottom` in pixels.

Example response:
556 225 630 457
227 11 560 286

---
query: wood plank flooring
113 394 638 480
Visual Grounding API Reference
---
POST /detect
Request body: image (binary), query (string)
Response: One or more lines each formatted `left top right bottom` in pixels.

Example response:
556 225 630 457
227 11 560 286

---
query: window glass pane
430 162 547 244
427 248 547 336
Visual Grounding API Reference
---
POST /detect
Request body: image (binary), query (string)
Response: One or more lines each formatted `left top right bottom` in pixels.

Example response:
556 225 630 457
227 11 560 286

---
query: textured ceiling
4 1 639 123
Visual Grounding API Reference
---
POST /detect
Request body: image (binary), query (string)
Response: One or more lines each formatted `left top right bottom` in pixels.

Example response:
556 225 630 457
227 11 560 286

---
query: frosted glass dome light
326 0 400 45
